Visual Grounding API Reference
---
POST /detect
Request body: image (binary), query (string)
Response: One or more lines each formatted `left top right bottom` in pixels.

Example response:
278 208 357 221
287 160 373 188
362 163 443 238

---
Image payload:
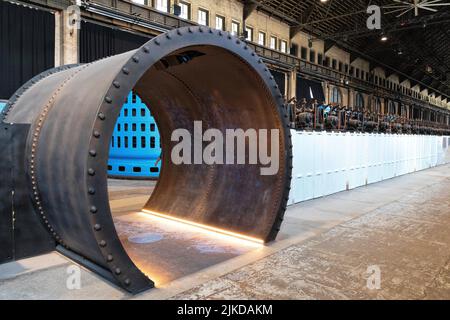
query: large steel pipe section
3 27 292 293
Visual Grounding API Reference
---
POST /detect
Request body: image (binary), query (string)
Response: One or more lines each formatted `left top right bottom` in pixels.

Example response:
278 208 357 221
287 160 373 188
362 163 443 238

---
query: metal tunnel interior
2 27 292 294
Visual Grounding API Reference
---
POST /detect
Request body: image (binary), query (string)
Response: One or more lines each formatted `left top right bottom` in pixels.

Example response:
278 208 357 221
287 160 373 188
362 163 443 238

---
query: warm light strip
141 209 266 245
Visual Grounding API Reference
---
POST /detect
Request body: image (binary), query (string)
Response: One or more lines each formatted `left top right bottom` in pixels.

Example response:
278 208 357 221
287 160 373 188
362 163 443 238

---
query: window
338 62 343 72
141 123 146 132
318 53 323 65
141 136 146 148
245 26 253 42
330 87 342 104
132 137 137 148
355 68 360 78
374 98 381 114
300 47 307 59
150 123 156 131
132 109 137 117
155 0 169 13
150 137 156 148
215 15 225 31
344 64 349 73
309 50 315 63
258 31 266 46
140 108 145 117
324 56 330 67
355 92 364 111
332 59 337 70
270 36 277 50
198 8 209 26
179 1 190 20
280 40 288 53
231 21 240 36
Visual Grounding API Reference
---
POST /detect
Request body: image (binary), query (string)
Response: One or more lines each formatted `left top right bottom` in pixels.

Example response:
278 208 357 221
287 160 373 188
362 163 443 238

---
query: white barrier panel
288 131 450 205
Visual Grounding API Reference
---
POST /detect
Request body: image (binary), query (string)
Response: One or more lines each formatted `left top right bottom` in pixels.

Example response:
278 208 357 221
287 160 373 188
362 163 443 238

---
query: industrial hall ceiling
245 0 450 99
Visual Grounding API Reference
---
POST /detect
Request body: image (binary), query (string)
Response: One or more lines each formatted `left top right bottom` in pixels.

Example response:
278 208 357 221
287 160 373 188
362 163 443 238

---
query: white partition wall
288 131 450 205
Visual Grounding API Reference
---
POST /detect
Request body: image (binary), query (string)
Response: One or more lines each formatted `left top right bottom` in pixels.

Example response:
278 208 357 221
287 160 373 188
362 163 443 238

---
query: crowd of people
286 98 450 136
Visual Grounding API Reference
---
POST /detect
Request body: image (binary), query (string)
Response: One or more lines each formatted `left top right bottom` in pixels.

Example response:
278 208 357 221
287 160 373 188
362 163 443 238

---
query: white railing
288 130 450 205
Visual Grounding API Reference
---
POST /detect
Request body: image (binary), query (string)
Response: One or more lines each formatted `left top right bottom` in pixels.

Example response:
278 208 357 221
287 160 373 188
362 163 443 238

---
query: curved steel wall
2 27 292 293
108 92 161 179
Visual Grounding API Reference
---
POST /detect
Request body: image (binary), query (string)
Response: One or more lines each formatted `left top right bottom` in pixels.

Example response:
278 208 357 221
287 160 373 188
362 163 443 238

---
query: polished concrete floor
0 164 449 300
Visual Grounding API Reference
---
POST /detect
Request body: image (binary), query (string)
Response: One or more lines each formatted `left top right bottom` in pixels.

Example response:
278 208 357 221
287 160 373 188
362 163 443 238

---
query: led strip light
141 209 266 245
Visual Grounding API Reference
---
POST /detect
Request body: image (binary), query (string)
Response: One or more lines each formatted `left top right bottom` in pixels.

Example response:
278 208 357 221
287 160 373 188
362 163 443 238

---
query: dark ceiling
247 0 450 99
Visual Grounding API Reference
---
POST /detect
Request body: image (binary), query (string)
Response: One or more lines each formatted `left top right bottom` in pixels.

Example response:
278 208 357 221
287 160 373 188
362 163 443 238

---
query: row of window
116 122 156 132
111 136 158 149
121 108 151 118
133 1 289 53
108 165 160 173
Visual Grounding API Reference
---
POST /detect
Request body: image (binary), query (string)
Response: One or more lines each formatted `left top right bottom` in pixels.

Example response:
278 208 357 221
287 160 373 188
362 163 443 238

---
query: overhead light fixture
380 33 388 41
320 0 328 3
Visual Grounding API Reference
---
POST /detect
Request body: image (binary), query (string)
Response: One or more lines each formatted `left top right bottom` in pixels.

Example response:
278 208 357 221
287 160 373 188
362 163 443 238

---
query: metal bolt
143 46 150 53
98 113 106 120
88 187 95 195
90 206 98 213
122 67 130 75
93 131 100 138
94 224 101 231
113 81 120 88
88 168 95 176
132 56 139 63
99 240 107 247
115 268 121 275
107 255 113 262
105 96 112 104
89 150 97 157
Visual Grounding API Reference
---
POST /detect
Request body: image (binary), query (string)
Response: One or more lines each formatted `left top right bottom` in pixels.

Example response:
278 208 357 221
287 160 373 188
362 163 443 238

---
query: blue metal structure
0 100 7 113
108 92 161 179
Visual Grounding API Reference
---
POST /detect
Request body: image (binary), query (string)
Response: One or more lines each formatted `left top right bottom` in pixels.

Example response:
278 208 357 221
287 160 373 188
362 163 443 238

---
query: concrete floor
0 164 449 300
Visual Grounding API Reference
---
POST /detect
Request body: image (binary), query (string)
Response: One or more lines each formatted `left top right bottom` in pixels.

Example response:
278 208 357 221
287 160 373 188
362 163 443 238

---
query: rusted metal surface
3 27 292 293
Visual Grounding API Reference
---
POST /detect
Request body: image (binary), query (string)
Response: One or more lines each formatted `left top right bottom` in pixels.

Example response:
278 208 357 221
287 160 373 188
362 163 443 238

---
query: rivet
107 255 113 262
88 187 95 195
113 81 120 88
124 279 131 286
270 76 274 80
88 168 95 176
143 46 150 53
228 35 232 40
177 29 182 36
166 33 171 39
105 96 112 104
154 39 160 45
209 28 213 33
93 131 100 138
251 52 256 56
99 240 107 247
94 224 101 231
90 206 98 213
132 56 139 63
115 268 121 275
199 27 204 33
98 113 106 120
236 39 240 44
89 150 97 157
122 67 130 75
188 27 193 33
219 31 223 36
